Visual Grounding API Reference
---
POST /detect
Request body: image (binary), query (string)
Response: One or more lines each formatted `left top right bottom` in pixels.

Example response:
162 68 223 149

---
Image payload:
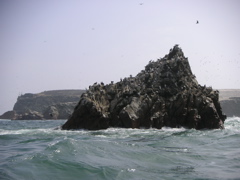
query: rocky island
62 45 226 130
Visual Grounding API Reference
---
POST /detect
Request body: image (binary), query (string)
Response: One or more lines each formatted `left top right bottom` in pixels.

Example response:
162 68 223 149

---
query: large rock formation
62 45 226 130
0 90 85 120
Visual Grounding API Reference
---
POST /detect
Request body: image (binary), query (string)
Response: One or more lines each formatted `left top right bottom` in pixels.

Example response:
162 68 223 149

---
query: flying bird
196 20 199 24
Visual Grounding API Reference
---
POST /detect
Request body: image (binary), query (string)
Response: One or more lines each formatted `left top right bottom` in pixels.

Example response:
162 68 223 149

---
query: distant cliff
0 90 85 120
219 90 240 117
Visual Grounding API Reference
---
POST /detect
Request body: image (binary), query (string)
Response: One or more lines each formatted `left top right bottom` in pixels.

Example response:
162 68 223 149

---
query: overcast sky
0 0 240 114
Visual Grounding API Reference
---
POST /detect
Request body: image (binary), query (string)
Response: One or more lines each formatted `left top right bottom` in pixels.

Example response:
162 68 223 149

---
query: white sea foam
224 116 240 131
161 126 187 132
127 168 136 172
0 129 29 135
0 128 54 135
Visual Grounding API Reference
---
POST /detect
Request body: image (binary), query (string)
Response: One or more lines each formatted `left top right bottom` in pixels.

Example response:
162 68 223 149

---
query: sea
0 117 240 180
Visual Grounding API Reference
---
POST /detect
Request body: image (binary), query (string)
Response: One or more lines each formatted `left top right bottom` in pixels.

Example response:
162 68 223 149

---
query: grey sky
1 0 240 114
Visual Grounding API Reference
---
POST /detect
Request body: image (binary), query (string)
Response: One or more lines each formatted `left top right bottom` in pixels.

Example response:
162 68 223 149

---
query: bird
139 3 143 5
196 20 199 24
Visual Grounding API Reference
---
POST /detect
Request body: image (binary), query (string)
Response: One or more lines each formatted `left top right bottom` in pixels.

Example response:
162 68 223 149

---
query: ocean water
0 117 240 180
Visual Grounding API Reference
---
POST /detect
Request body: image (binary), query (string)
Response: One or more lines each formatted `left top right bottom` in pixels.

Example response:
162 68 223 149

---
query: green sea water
0 117 240 180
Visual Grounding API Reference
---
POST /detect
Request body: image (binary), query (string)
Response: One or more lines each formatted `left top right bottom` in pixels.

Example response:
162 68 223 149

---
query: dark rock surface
62 45 226 130
1 90 85 120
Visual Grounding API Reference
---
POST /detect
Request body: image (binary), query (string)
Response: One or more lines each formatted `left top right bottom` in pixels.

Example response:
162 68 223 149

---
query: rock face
62 45 226 130
3 90 85 120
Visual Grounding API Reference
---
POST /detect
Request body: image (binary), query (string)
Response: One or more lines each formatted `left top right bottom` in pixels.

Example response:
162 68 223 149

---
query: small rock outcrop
0 111 17 119
62 45 226 130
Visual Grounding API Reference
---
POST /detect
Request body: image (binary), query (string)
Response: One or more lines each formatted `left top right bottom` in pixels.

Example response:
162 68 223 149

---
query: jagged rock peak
168 44 183 59
62 45 226 130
